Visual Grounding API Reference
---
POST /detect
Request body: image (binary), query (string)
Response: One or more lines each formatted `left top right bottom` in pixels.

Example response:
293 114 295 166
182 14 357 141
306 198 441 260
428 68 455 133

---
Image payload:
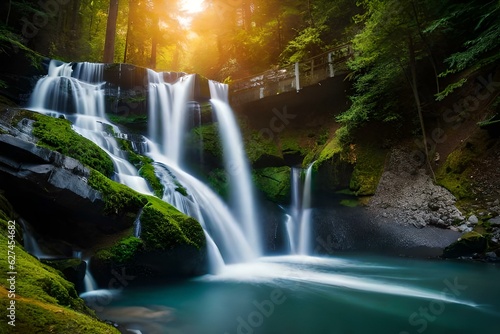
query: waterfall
28 60 152 195
19 219 47 259
133 209 142 238
145 74 261 270
147 70 195 165
27 60 264 274
287 163 315 255
209 81 262 255
83 259 98 292
299 163 314 255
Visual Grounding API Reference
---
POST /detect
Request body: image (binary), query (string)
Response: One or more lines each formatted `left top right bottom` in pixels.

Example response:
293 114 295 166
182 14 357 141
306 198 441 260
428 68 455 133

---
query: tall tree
103 0 119 63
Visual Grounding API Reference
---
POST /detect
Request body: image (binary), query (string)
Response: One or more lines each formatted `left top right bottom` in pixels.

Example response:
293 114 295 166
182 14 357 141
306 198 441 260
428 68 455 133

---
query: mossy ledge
88 170 205 251
0 194 120 333
89 170 207 281
18 111 115 177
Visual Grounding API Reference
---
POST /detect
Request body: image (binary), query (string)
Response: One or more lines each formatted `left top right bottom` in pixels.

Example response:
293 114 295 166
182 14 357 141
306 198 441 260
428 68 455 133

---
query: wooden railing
229 43 353 106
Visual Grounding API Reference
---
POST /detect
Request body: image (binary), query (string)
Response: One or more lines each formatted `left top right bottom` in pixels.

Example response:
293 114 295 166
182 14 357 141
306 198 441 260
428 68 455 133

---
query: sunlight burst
180 0 205 14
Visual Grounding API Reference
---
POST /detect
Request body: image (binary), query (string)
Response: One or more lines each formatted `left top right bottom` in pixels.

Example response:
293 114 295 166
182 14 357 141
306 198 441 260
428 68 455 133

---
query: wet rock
489 217 500 227
442 231 488 258
468 215 479 225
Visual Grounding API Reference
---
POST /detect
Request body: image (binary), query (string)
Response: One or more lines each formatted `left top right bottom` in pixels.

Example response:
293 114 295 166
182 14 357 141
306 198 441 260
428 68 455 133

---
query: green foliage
31 114 114 177
280 25 329 64
107 114 147 125
435 78 467 101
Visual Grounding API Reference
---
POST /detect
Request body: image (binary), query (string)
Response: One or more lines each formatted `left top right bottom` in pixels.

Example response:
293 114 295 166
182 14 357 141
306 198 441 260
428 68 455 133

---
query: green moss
138 164 164 198
436 147 475 200
316 135 343 167
340 198 359 207
114 138 165 198
30 113 114 176
95 236 143 264
244 132 283 164
107 113 147 125
140 196 205 251
193 124 223 158
280 135 307 157
442 230 488 258
253 167 291 203
207 169 229 198
349 144 387 196
88 169 147 216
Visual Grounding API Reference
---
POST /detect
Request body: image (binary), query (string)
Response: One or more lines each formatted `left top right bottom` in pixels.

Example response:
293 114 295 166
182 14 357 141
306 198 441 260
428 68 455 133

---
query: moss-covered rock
92 196 207 282
141 196 205 251
192 123 223 159
94 236 143 264
253 167 291 203
30 113 114 177
244 132 285 167
88 169 146 217
207 168 229 198
0 194 120 333
349 144 387 196
116 137 164 198
436 147 475 200
41 259 86 289
314 136 354 192
442 231 488 258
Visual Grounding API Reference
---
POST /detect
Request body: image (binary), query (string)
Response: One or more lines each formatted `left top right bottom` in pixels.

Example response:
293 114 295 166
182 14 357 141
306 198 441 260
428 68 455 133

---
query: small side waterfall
20 219 47 259
287 163 315 255
83 259 98 292
133 209 143 238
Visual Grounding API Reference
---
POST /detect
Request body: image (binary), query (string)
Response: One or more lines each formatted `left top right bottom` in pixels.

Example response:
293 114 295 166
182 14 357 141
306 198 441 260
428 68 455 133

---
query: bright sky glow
180 0 205 14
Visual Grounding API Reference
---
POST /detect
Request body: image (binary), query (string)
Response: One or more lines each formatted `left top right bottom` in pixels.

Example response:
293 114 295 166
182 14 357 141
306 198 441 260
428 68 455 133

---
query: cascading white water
299 163 314 254
147 70 195 164
83 259 98 292
209 81 262 255
145 74 261 270
28 60 152 195
288 163 315 255
28 60 265 274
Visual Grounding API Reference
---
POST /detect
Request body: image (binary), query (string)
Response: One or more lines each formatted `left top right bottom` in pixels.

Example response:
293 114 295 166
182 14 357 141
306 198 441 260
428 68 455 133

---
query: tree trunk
408 34 436 181
150 16 159 69
103 0 119 63
6 0 12 26
242 0 252 31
